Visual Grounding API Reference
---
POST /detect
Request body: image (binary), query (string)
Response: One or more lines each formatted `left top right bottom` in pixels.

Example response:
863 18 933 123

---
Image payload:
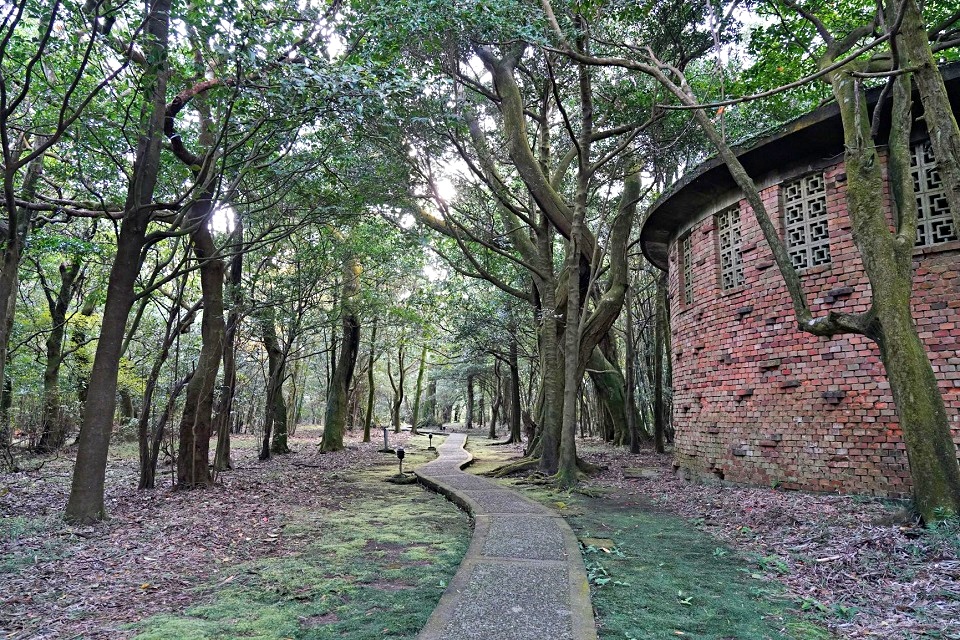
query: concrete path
414 433 598 640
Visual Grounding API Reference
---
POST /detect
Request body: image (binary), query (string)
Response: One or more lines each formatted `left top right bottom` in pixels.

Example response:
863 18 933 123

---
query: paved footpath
414 432 598 640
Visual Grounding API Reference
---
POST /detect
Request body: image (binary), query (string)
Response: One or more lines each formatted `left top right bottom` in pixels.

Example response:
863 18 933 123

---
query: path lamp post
396 447 405 475
427 433 435 451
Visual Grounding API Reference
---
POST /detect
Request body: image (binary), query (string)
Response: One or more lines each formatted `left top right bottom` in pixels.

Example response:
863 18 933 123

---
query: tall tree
66 0 173 523
321 252 361 452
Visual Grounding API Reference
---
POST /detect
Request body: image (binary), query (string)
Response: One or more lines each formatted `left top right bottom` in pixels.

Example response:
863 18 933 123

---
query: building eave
639 60 960 271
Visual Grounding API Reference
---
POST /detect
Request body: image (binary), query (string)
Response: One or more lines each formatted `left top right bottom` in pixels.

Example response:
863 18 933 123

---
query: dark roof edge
639 60 960 270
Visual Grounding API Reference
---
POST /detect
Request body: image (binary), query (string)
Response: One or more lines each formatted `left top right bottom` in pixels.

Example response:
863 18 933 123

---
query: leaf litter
0 426 421 639
575 439 960 639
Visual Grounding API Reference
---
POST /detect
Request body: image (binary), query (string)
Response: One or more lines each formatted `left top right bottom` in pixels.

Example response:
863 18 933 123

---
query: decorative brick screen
784 172 831 268
912 141 957 247
716 206 744 290
681 233 693 305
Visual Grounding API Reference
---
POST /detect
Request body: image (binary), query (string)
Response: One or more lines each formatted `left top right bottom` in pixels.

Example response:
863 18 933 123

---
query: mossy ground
466 439 833 640
133 434 470 640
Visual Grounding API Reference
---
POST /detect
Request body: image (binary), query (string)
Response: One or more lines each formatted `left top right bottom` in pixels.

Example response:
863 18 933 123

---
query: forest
2 0 960 638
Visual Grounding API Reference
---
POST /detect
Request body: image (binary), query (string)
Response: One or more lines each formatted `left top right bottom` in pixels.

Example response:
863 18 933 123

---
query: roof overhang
639 61 960 270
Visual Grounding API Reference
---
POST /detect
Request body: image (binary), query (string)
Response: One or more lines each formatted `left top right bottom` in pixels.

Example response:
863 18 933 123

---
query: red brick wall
667 160 960 497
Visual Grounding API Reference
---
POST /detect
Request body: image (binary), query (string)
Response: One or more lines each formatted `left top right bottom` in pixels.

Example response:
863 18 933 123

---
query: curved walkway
414 432 598 640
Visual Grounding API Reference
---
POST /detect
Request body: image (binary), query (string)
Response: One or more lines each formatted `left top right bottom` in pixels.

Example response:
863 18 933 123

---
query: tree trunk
362 318 377 443
215 224 244 471
557 234 582 488
508 329 522 443
36 258 83 452
831 66 960 519
64 0 171 523
138 290 197 489
71 293 98 412
321 256 361 452
410 343 427 434
258 308 286 460
488 361 502 440
425 378 438 427
0 142 44 452
898 0 960 232
587 347 630 447
653 271 668 454
176 190 226 488
536 238 563 475
142 373 191 490
269 378 289 455
624 283 641 454
466 373 475 429
387 342 406 434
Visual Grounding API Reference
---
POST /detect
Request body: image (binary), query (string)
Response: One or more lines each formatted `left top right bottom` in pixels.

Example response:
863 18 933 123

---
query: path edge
413 434 599 640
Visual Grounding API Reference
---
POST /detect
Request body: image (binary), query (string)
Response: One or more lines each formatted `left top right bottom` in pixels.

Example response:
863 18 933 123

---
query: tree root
484 457 541 477
576 456 606 475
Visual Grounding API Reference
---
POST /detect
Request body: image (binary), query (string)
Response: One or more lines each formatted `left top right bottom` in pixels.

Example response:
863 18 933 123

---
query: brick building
640 63 960 497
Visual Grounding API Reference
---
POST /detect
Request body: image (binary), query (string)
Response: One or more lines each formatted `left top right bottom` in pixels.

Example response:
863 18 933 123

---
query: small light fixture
396 447 405 475
427 433 435 451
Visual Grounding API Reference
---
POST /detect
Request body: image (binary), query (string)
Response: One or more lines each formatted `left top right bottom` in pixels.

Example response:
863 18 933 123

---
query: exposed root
576 456 606 475
512 471 555 485
485 457 541 478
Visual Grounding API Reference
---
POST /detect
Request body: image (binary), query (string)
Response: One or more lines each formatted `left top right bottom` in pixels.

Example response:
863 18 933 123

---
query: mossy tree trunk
833 63 960 519
321 255 361 452
576 22 960 518
653 271 669 454
36 254 83 453
898 0 960 232
362 318 377 443
410 343 427 435
587 347 630 447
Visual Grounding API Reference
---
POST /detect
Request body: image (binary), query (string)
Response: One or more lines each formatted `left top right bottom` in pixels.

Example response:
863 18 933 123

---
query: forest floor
476 436 960 639
2 428 958 639
0 427 471 639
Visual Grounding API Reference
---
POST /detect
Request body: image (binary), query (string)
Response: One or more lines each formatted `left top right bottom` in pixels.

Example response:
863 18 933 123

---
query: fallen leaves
577 439 960 638
0 427 418 639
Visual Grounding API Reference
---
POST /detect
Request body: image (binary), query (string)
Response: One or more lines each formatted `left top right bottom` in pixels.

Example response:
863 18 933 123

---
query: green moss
461 438 831 640
519 483 830 640
133 459 470 640
0 515 51 541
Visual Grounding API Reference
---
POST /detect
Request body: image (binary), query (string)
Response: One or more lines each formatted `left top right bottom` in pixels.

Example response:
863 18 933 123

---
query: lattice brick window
911 141 957 247
716 206 744 291
784 172 831 269
681 233 693 306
